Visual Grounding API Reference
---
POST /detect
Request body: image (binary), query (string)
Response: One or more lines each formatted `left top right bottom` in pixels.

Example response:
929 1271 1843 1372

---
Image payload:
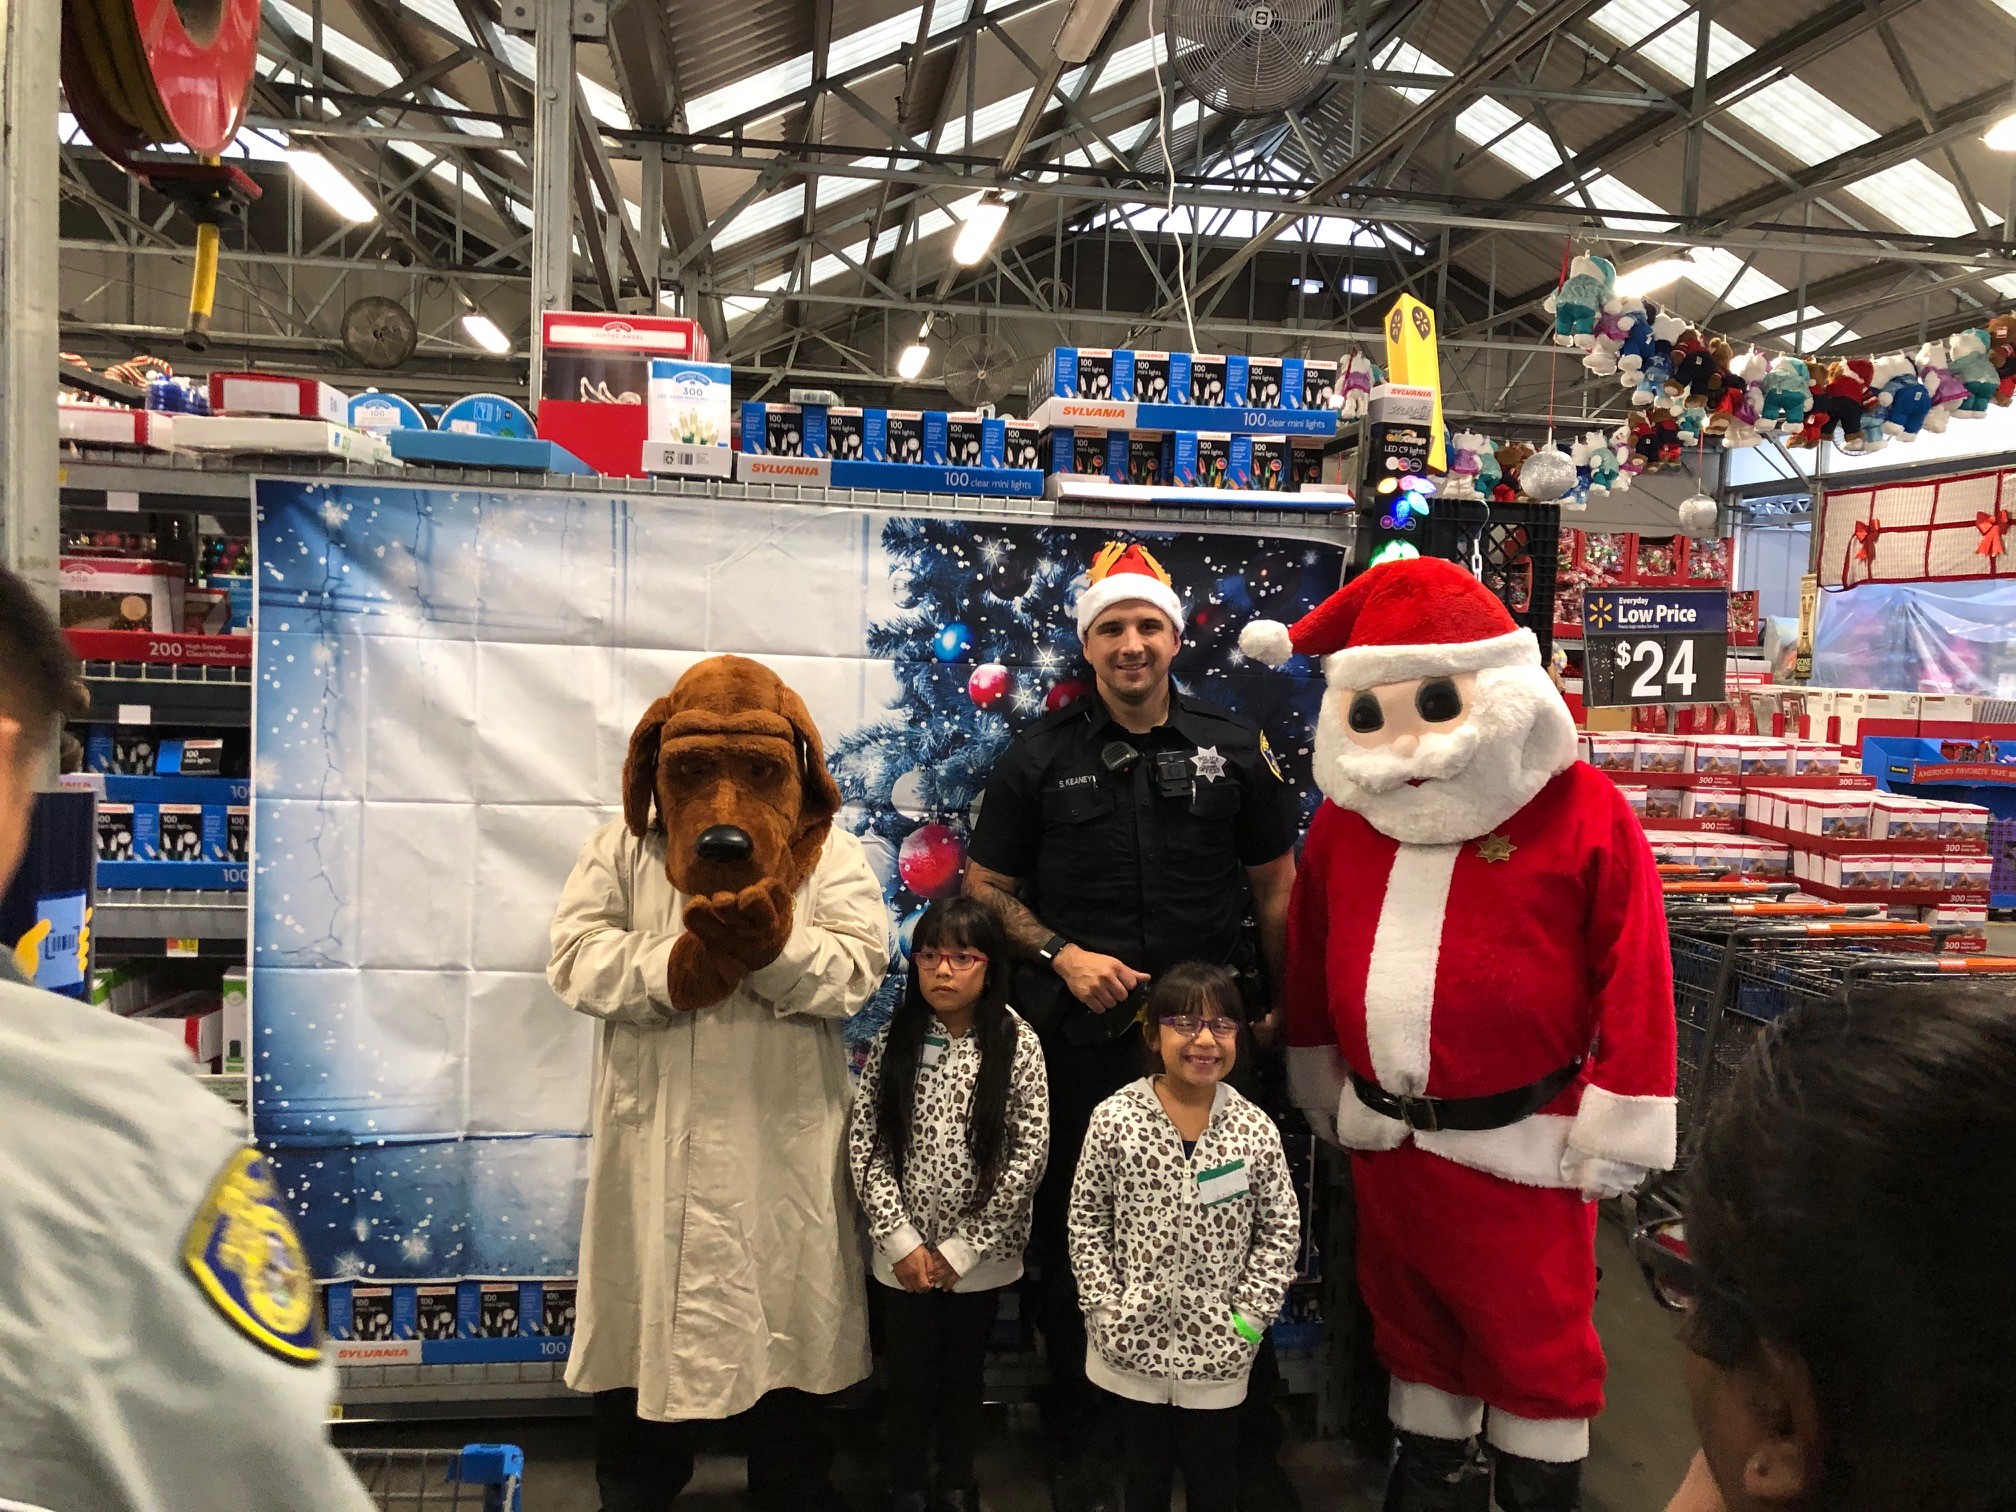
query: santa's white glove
1561 1151 1649 1201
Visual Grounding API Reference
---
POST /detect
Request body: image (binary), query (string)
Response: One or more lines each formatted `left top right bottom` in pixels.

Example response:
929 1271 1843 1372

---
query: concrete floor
336 1223 1696 1512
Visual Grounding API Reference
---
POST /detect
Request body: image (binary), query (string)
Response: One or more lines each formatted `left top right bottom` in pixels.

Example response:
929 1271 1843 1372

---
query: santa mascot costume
1240 557 1674 1512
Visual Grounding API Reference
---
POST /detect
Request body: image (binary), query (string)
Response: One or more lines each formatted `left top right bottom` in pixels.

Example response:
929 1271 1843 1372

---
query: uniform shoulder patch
182 1147 322 1366
1259 731 1286 782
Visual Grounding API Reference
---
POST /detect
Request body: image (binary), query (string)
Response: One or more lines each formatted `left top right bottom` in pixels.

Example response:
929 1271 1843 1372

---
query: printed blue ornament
931 622 974 662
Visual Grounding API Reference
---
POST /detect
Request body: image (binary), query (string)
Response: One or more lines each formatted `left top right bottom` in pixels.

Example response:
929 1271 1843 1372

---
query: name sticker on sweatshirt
921 1032 950 1069
1195 1158 1249 1206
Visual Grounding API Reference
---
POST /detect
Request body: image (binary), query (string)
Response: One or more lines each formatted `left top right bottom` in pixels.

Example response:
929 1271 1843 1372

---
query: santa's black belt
1349 1060 1584 1134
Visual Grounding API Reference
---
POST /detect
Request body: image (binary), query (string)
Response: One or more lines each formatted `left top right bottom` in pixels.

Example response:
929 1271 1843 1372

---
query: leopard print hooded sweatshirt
848 1012 1050 1293
1068 1077 1301 1408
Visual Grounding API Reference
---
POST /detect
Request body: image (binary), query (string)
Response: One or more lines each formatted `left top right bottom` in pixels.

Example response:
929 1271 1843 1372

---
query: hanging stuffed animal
1474 439 1503 499
1612 300 1659 393
1872 352 1930 441
1676 403 1707 449
1948 329 2000 417
1630 313 1688 406
1337 351 1377 418
1630 406 1681 470
1442 432 1485 500
1583 301 1635 377
1493 441 1534 502
1666 328 1718 405
1755 356 1813 434
1844 360 1888 453
1799 361 1872 451
1714 348 1768 447
1577 430 1625 496
1547 254 1618 349
1915 339 1968 433
1987 314 2016 405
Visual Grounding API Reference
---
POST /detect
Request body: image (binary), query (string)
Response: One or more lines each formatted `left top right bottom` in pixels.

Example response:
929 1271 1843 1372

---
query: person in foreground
1068 964 1302 1512
849 897 1050 1512
1666 977 2016 1512
0 568 373 1511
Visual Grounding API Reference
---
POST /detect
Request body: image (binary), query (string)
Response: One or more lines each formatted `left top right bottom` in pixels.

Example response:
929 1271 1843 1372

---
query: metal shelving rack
62 445 1355 1418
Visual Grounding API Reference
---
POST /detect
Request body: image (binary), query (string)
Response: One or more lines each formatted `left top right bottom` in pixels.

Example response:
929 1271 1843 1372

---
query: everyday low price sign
1583 588 1729 707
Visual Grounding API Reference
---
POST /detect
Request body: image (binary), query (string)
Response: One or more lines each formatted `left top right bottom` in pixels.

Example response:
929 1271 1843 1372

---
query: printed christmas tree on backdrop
831 516 1345 1050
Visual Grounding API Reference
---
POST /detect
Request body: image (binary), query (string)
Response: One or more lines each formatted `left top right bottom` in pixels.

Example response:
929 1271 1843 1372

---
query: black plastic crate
1414 500 1562 661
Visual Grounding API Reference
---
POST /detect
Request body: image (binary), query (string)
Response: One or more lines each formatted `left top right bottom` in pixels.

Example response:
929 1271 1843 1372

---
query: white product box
1872 795 1939 842
1780 795 1808 833
59 403 177 450
1917 693 1980 723
1637 738 1688 775
1739 738 1793 776
1936 904 1991 926
1650 839 1696 865
1945 856 1993 891
208 371 348 424
1941 804 1991 843
1789 743 1842 775
1805 795 1871 839
1891 854 1946 891
1577 735 1593 765
1751 842 1792 879
1616 784 1650 817
60 555 184 632
1587 734 1639 773
1837 854 1892 891
172 414 393 463
1643 786 1686 822
1688 791 1743 825
1691 737 1747 776
647 358 733 446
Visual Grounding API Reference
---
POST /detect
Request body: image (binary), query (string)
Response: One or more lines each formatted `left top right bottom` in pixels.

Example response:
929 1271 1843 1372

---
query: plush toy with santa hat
1240 556 1674 1512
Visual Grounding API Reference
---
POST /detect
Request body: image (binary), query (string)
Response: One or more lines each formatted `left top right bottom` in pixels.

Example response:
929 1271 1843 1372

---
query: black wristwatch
1038 934 1070 965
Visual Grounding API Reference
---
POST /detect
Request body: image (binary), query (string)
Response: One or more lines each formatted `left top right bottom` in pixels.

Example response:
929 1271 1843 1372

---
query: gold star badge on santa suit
1192 746 1227 782
1476 833 1516 863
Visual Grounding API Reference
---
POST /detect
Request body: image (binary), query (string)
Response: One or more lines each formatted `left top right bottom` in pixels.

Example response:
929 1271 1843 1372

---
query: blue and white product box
152 803 213 862
1129 350 1191 405
457 1280 530 1338
1044 427 1111 476
331 1284 405 1341
413 1283 460 1342
884 410 926 464
156 737 224 776
348 390 427 434
438 392 536 439
224 805 249 863
826 407 884 461
1165 431 1253 488
1189 354 1234 406
921 411 952 465
534 1280 577 1337
738 401 827 457
87 726 159 776
1001 419 1041 471
1245 357 1286 409
1249 436 1292 492
939 413 1002 467
1292 439 1328 488
96 801 142 861
1035 346 1132 402
647 359 733 447
1296 358 1338 410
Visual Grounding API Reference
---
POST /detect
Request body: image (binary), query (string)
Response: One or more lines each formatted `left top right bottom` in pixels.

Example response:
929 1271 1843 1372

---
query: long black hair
1139 961 1245 1075
1685 978 2016 1511
873 897 1018 1212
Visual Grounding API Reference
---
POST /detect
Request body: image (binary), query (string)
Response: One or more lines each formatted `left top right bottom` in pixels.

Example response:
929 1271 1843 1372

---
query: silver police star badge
1192 746 1228 782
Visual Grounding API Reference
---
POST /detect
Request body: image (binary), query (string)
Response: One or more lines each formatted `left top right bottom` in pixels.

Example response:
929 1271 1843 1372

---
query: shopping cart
1635 954 2016 1311
340 1445 524 1511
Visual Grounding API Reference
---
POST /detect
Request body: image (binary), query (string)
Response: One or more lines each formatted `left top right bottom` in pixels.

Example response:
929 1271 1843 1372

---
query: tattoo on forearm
963 867 1054 957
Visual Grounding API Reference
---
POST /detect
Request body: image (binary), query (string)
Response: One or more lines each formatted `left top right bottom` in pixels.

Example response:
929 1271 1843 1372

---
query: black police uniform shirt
967 689 1297 986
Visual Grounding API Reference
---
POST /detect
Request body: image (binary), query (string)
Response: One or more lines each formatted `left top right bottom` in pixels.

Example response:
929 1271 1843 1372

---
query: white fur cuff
1486 1411 1589 1463
1240 620 1295 667
1391 1378 1484 1439
1335 1080 1410 1152
1566 1086 1677 1172
1286 1046 1347 1139
1321 627 1538 690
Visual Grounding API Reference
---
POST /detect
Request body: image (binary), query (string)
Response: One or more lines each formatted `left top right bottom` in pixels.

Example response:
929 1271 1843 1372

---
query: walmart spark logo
1585 596 1617 631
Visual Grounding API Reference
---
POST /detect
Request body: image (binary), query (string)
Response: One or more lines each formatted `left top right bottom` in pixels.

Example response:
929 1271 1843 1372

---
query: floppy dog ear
623 697 672 837
777 686 842 834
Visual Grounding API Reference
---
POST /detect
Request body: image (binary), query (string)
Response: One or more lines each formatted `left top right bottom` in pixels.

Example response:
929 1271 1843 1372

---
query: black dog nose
695 825 754 862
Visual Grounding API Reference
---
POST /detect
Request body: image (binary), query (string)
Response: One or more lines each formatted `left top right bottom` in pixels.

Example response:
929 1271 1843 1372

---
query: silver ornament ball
1519 446 1576 502
1677 494 1719 538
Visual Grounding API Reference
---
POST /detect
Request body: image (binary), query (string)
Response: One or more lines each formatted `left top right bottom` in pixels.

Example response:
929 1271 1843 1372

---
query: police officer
0 568 373 1512
963 543 1298 1512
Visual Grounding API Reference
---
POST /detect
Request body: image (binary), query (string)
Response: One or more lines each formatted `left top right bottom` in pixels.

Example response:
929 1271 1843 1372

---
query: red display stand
535 313 708 478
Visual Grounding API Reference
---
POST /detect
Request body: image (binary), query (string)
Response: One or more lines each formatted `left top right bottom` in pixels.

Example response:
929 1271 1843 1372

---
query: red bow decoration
1852 518 1882 562
1977 508 2011 559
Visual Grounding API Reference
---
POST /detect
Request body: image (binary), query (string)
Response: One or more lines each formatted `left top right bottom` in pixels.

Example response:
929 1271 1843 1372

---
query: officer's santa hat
1076 542 1186 639
1239 556 1538 686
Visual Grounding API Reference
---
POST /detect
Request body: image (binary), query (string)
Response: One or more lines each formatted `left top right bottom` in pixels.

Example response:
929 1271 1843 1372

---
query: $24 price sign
1581 588 1729 707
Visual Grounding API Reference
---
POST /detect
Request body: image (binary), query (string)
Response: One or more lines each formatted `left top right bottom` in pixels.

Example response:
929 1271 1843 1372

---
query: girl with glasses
1066 963 1301 1512
849 897 1051 1512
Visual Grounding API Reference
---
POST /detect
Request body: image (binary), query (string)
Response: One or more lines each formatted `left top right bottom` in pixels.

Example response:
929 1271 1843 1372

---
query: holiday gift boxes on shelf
1031 347 1131 403
60 556 185 633
206 372 348 424
739 401 829 458
539 312 708 477
59 403 177 450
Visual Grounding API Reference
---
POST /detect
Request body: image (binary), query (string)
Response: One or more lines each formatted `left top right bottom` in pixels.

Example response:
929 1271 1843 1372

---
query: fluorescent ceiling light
1341 274 1377 296
952 193 1010 266
461 312 512 354
285 152 376 223
1988 112 2016 151
1614 258 1695 296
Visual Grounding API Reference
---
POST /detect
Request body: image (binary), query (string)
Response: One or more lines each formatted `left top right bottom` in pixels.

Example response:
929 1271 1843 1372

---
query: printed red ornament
967 662 1011 708
898 823 966 899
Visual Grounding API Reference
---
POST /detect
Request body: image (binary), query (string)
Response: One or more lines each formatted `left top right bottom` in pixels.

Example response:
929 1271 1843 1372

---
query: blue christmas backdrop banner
252 478 1342 1280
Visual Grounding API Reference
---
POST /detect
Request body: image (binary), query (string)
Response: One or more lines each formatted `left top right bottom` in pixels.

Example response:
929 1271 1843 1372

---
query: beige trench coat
547 819 888 1421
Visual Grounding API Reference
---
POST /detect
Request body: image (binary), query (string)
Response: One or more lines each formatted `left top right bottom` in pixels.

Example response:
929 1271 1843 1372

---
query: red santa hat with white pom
1238 555 1539 687
1075 541 1186 639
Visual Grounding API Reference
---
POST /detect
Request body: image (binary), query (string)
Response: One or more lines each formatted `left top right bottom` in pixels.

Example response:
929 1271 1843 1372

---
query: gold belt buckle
1396 1095 1441 1134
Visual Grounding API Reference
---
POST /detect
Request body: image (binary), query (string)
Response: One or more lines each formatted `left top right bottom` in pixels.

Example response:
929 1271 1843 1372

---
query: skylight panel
1589 1 1748 75
266 0 401 89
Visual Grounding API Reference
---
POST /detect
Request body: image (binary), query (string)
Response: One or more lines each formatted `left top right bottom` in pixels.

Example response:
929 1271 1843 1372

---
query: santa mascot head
1241 557 1578 845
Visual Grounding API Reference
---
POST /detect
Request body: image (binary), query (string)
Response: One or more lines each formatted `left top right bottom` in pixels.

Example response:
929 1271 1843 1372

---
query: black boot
1380 1432 1490 1512
938 1485 980 1512
1491 1453 1583 1512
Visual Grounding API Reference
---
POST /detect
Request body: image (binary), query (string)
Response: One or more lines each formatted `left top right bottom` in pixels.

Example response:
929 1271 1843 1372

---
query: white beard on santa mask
1312 661 1580 845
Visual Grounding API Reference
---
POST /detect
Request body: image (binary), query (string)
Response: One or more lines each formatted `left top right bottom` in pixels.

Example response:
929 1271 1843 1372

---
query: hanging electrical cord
1147 0 1199 354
